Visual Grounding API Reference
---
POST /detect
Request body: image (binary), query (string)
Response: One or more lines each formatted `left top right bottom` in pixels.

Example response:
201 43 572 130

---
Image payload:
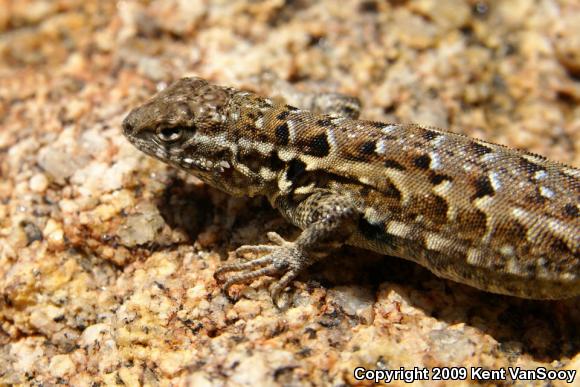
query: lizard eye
157 127 183 142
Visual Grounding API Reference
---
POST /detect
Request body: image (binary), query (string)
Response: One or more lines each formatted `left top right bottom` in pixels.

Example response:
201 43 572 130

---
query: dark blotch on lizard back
360 185 371 198
530 190 547 205
257 132 270 142
414 154 431 170
430 172 452 185
520 157 545 173
423 130 441 141
414 194 449 226
455 207 487 239
316 118 333 127
384 159 406 171
383 180 402 200
360 141 376 155
275 122 290 146
473 175 495 198
430 195 449 219
470 142 493 155
277 110 290 120
563 203 578 218
304 133 330 157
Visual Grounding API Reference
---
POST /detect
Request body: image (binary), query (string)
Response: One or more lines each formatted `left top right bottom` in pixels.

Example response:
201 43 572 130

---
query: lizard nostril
122 118 134 135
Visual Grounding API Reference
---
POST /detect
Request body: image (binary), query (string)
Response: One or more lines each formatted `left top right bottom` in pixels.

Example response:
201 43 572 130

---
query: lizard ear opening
157 126 183 142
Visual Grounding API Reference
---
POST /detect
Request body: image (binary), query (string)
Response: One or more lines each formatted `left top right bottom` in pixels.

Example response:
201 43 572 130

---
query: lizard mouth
125 135 169 161
126 134 232 175
175 156 231 173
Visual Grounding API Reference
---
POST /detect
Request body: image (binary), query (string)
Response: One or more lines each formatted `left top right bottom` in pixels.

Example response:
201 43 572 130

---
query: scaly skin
123 77 580 304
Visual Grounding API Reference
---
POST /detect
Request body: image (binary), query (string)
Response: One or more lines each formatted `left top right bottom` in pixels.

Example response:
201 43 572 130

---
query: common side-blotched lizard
122 77 579 304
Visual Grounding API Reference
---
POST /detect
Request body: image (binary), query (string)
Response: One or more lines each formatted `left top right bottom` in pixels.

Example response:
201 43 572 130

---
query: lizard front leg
214 191 359 306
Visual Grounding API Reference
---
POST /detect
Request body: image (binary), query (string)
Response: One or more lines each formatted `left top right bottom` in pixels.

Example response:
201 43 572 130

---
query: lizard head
122 77 240 188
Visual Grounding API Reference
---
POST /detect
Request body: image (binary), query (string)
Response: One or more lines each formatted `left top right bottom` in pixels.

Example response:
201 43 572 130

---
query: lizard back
256 105 579 298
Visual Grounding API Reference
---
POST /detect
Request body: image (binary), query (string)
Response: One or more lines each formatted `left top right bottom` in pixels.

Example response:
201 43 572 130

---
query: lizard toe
235 244 278 256
214 254 275 281
270 269 299 308
266 231 292 246
221 264 281 299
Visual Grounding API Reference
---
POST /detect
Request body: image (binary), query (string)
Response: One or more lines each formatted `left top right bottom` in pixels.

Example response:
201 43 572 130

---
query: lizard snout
122 113 136 136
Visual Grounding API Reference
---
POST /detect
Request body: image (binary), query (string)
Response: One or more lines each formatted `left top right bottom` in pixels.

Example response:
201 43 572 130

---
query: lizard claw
214 233 303 307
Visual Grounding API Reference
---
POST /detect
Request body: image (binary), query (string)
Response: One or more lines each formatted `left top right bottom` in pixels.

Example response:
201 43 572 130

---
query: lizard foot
214 232 305 306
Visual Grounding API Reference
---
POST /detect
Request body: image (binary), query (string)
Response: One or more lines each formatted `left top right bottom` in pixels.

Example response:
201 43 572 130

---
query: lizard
122 77 580 305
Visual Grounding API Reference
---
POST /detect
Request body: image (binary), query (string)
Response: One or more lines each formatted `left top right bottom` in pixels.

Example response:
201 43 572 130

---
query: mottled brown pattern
123 77 580 302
